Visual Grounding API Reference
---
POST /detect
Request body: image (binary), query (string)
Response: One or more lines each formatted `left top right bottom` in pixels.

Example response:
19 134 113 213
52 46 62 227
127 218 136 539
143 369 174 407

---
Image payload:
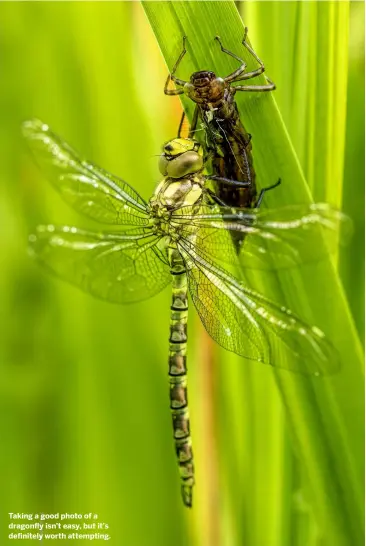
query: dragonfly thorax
149 173 204 214
149 214 181 243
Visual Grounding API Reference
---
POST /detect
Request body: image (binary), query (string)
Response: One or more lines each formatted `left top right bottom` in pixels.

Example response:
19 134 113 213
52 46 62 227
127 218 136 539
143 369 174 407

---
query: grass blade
143 2 364 545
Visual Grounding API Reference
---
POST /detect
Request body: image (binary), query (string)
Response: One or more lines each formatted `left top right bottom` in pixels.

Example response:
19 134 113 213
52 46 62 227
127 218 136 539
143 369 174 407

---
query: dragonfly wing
23 119 149 226
179 238 339 376
29 226 170 304
179 239 269 364
174 203 351 269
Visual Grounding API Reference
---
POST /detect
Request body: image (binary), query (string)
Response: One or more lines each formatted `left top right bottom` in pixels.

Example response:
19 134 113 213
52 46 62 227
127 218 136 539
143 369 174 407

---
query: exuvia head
189 71 216 87
183 71 226 106
158 138 204 178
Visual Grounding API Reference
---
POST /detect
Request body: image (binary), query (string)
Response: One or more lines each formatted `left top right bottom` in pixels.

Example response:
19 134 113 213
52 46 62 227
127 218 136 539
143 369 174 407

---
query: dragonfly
164 28 278 223
24 119 349 508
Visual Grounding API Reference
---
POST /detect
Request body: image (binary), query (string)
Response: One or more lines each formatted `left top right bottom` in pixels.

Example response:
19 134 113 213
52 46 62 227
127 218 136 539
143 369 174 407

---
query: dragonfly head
159 138 203 178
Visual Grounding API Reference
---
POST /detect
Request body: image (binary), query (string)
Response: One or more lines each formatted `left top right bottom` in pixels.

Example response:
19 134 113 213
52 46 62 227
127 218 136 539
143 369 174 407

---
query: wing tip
22 118 48 139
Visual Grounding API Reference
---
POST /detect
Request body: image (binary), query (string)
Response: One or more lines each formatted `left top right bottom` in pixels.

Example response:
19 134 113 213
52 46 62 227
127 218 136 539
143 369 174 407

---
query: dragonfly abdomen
168 249 195 507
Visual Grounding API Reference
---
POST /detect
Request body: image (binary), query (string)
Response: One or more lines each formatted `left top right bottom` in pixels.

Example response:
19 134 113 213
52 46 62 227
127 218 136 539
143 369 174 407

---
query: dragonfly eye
159 138 203 177
163 151 204 179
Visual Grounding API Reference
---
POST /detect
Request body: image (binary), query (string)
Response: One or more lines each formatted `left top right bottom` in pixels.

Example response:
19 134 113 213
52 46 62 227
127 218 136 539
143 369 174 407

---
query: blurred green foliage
0 2 363 546
1 3 189 544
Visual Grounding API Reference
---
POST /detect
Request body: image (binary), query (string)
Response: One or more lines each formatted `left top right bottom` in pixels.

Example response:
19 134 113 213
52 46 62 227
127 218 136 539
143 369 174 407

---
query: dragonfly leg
177 108 202 141
164 36 189 95
238 28 267 80
188 106 199 139
215 35 248 83
177 112 186 138
206 187 229 207
228 28 276 90
255 178 281 208
164 76 185 96
208 175 251 188
233 76 276 93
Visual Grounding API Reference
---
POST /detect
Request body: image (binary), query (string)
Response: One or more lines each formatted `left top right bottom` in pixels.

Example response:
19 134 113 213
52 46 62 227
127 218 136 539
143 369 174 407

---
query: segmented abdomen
168 249 194 507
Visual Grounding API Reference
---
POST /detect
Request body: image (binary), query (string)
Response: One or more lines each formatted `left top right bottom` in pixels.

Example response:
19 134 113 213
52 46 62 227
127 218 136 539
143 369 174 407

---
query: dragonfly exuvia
24 119 348 508
164 28 278 215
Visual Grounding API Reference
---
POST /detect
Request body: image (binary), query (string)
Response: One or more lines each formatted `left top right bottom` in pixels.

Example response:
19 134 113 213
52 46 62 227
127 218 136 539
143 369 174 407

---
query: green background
0 2 364 545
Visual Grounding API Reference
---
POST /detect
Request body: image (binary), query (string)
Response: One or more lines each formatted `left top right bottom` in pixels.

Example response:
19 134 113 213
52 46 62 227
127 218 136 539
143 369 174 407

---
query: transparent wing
173 203 351 269
22 119 149 226
179 238 339 375
29 225 170 303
